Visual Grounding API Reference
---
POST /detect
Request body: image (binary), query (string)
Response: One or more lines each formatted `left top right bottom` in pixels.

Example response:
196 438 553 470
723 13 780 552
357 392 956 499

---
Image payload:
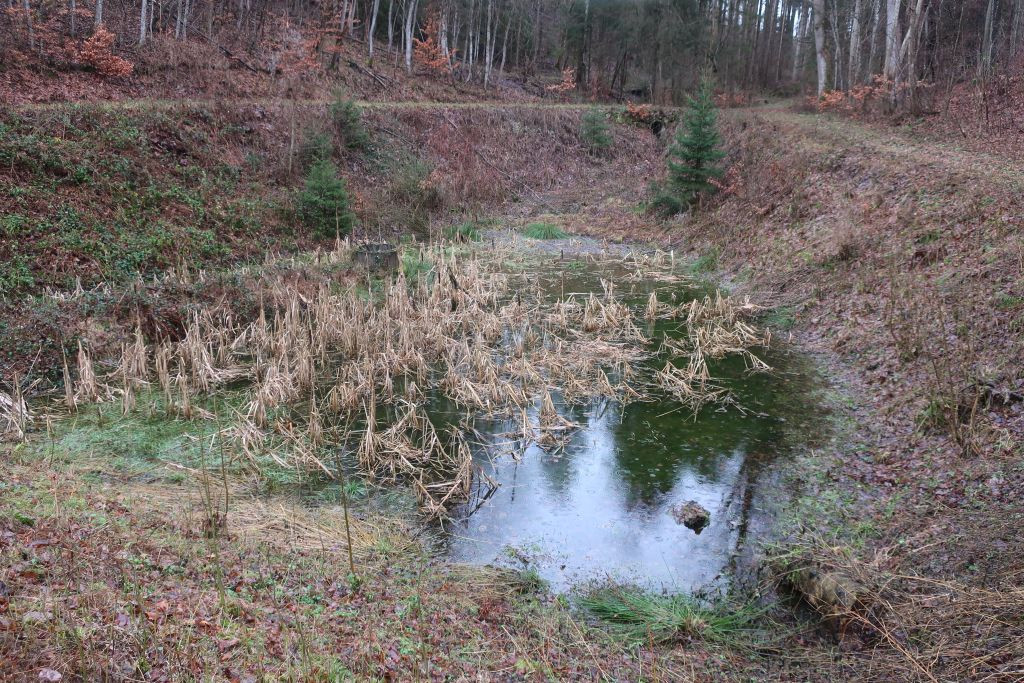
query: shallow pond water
434 256 822 592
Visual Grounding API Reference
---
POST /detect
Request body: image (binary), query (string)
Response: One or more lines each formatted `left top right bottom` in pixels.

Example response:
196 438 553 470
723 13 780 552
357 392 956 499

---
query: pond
432 254 822 592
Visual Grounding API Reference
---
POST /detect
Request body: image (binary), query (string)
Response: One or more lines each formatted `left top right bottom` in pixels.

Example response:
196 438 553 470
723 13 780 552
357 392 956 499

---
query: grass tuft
444 220 483 242
689 246 720 274
579 586 755 645
522 222 568 240
401 248 434 282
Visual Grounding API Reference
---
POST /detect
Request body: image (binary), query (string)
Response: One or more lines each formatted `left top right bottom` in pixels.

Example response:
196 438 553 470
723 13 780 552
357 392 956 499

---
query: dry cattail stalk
62 352 76 412
0 380 29 441
75 341 99 404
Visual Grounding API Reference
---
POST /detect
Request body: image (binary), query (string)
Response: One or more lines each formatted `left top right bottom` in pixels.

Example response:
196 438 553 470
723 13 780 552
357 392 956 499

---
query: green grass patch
689 247 720 274
761 304 798 331
579 586 755 645
401 248 435 282
20 390 316 490
443 220 483 243
995 293 1023 310
522 222 568 240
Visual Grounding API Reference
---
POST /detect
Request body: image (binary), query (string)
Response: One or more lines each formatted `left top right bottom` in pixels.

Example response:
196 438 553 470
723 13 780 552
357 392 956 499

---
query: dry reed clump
0 381 30 441
49 243 776 519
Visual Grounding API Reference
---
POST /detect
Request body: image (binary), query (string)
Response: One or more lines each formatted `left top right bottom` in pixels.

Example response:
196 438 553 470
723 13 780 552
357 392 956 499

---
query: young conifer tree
654 77 726 214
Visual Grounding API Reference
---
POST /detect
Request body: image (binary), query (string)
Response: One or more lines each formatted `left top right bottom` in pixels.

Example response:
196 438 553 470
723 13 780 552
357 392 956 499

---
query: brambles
623 102 672 136
522 222 567 239
296 159 356 238
580 110 613 155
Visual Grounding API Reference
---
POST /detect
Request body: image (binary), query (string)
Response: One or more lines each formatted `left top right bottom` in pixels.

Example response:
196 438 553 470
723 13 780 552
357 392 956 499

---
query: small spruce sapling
329 93 372 152
297 159 356 238
580 110 613 155
652 78 726 215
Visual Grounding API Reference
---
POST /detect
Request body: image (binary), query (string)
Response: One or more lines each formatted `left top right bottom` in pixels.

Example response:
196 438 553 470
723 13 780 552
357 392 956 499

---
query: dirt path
11 97 640 113
748 106 1024 191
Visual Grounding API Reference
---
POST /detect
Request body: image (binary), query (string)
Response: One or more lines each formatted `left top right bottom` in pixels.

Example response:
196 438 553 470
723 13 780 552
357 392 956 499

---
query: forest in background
3 0 1024 108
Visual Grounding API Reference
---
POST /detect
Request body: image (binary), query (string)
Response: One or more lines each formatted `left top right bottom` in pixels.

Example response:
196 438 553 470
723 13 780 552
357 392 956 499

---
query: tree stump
353 242 398 272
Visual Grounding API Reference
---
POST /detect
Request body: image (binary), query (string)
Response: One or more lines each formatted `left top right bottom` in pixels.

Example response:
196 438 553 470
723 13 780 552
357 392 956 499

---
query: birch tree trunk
793 0 807 81
403 0 418 72
982 0 997 71
884 0 901 81
138 0 148 45
483 0 493 88
387 0 394 54
812 0 828 97
94 0 103 27
849 0 864 85
368 0 381 60
867 0 883 79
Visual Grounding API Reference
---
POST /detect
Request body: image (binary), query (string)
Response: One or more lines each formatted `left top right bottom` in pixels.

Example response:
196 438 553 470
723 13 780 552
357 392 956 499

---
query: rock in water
670 501 710 534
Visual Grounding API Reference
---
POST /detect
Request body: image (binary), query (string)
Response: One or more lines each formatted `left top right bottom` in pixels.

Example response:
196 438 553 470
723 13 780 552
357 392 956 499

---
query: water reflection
441 262 819 592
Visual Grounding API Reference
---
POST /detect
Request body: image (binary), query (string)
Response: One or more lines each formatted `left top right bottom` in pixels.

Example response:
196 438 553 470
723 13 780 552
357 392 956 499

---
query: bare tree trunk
465 0 475 81
387 0 395 54
982 0 997 71
138 0 148 45
812 0 828 97
439 1 449 59
403 0 418 72
761 0 779 84
483 0 493 88
901 0 927 108
867 0 883 78
368 0 380 59
22 0 34 49
830 1 844 90
1012 0 1024 59
884 0 901 82
849 0 864 85
95 0 104 27
793 0 808 81
776 1 793 82
498 5 510 79
346 0 356 36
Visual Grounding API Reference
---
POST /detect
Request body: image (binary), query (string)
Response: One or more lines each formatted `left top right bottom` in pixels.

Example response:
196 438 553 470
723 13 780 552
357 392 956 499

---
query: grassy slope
0 100 658 386
672 105 1024 680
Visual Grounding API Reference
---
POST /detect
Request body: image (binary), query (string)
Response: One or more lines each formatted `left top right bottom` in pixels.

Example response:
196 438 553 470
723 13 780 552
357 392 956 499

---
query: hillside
1 84 1023 680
